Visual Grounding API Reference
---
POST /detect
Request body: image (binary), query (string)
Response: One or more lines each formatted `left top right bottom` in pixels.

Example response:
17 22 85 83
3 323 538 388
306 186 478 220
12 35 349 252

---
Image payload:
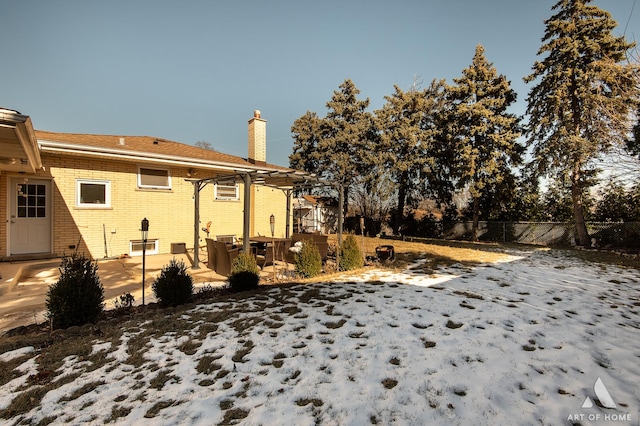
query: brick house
0 108 302 261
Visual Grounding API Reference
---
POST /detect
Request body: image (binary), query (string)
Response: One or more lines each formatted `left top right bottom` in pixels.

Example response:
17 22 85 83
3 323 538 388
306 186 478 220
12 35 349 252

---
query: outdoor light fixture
0 157 16 165
141 217 149 306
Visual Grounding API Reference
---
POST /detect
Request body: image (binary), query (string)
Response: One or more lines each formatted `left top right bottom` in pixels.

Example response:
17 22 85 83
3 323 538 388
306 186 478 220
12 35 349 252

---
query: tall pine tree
290 80 375 215
319 79 375 214
448 44 523 241
375 79 447 234
290 110 322 175
525 0 638 246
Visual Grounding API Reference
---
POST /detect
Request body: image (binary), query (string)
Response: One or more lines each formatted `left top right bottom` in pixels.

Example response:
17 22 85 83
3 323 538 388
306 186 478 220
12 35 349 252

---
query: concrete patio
0 248 289 334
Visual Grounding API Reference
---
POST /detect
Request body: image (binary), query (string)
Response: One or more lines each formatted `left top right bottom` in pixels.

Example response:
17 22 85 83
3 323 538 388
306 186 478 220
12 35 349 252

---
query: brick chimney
248 110 266 165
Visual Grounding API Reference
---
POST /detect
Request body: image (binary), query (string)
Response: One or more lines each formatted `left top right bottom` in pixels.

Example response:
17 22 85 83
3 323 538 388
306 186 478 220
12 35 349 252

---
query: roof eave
37 139 286 174
0 110 42 172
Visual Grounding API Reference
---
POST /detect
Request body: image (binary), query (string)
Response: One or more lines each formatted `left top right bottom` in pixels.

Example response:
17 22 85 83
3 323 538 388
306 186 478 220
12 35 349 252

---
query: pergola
189 169 343 269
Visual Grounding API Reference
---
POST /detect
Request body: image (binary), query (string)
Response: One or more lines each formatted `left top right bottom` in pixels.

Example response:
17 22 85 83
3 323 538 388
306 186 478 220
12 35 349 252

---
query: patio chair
256 240 289 269
216 234 237 245
206 238 240 276
256 242 274 268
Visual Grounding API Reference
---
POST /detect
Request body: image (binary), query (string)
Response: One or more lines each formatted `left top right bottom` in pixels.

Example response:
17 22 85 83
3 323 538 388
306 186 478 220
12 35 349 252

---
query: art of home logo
566 377 634 423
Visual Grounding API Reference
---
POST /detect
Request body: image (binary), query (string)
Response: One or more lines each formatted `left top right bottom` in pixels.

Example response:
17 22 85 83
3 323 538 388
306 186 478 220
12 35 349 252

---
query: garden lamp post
141 217 149 306
270 214 275 237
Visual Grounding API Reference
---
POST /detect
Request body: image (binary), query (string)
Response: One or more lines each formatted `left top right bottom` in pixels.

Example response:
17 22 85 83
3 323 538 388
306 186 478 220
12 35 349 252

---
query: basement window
138 167 171 190
76 179 111 208
130 239 159 256
214 182 239 200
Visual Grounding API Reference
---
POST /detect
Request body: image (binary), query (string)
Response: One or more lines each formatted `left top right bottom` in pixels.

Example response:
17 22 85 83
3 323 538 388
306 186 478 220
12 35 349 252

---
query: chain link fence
403 221 640 250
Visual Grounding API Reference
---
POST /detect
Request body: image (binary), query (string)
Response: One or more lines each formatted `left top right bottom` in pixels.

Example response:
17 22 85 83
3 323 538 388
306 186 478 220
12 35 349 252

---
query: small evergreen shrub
46 251 105 330
339 235 364 271
228 252 260 292
152 258 194 307
295 240 323 278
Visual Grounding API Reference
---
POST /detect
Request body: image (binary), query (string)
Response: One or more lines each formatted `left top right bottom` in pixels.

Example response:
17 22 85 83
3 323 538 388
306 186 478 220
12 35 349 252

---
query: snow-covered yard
1 247 638 425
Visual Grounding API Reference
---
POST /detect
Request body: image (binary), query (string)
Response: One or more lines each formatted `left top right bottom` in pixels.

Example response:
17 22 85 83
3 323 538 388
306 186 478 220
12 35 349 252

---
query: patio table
250 237 291 267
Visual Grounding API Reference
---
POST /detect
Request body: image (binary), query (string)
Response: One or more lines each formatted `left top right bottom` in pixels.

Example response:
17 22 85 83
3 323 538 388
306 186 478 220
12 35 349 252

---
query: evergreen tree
594 179 635 222
525 0 638 246
320 79 376 215
630 183 640 220
290 110 323 175
448 44 523 241
375 79 447 234
461 171 522 221
424 99 460 217
289 80 376 216
541 180 593 222
627 106 640 160
514 171 546 221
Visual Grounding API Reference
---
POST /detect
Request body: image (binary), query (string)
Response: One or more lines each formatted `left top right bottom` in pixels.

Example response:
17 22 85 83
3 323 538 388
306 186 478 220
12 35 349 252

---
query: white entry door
9 178 52 255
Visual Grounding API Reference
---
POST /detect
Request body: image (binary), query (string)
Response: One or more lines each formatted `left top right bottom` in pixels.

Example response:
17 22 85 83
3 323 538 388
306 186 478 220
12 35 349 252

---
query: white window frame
130 239 159 256
214 182 240 201
137 166 171 190
76 179 111 208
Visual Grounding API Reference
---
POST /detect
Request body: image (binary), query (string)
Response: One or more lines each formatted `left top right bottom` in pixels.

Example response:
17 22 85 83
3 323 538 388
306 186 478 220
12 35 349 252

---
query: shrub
152 258 194 307
339 235 364 271
46 251 105 329
228 252 260 292
295 240 322 278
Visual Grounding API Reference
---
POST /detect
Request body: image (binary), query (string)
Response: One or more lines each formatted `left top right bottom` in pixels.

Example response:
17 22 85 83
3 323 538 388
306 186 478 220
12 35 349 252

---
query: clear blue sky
2 0 638 167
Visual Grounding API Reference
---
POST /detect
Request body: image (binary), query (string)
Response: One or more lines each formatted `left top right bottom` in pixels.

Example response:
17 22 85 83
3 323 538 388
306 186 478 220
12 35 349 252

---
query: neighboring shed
293 195 339 234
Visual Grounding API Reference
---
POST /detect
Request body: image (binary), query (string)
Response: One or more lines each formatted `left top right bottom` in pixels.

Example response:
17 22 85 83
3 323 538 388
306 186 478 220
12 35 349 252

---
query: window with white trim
130 239 159 256
76 179 111 208
214 182 240 200
138 167 171 189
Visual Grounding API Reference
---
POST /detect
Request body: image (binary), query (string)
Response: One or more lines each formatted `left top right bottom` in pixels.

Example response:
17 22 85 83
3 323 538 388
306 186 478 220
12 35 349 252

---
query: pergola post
242 173 252 253
192 181 201 269
285 189 292 238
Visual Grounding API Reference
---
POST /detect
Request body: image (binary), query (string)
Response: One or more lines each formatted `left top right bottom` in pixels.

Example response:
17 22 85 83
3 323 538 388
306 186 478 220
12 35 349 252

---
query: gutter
37 139 285 174
0 108 29 124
